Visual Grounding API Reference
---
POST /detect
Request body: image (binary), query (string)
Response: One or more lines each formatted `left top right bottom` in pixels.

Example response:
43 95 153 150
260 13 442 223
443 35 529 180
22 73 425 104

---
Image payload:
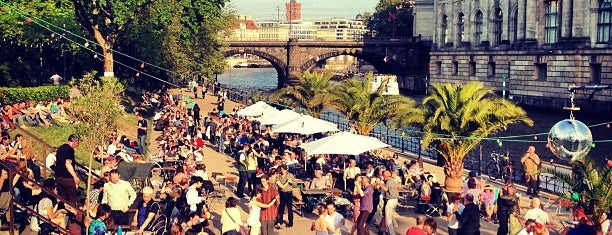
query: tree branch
72 0 95 35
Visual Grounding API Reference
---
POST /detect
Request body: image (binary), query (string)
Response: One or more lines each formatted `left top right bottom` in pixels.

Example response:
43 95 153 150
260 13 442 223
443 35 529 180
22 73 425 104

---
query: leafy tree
367 0 414 38
271 71 333 118
68 72 125 214
71 0 233 79
322 73 421 135
0 0 82 86
420 82 533 192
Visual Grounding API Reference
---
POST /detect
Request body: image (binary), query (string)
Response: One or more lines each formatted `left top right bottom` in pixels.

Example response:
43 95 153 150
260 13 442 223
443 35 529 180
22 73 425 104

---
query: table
302 189 332 196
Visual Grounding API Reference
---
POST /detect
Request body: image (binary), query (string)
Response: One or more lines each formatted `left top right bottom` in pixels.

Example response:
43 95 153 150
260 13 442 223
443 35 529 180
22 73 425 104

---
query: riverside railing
205 82 574 194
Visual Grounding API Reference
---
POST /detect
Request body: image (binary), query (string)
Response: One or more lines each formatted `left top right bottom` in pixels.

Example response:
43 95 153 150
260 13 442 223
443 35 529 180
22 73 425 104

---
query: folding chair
423 186 444 217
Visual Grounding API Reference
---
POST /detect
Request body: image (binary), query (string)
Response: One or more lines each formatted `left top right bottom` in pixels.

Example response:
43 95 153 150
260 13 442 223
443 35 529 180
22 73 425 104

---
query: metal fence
206 82 574 194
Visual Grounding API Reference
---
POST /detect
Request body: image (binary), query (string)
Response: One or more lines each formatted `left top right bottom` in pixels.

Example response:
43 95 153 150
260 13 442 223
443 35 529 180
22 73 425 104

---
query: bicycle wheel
487 164 500 180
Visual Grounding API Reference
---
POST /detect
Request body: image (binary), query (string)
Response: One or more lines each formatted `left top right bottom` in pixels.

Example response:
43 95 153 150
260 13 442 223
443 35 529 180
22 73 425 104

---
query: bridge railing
223 35 427 43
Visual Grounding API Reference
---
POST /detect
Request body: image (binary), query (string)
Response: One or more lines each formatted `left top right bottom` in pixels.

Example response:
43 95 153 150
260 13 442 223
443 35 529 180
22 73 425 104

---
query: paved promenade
148 88 566 235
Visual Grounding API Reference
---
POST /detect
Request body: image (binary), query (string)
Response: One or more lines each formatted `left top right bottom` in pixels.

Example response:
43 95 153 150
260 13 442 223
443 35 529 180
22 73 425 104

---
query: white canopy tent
236 101 279 117
258 109 302 126
300 131 390 156
271 114 339 135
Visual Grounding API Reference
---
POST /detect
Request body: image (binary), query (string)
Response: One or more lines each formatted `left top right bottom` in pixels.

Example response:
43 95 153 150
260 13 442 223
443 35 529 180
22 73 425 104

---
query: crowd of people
0 80 609 235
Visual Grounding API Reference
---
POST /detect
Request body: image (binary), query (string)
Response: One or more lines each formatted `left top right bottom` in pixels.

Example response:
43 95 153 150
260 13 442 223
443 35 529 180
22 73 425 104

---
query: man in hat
55 134 80 204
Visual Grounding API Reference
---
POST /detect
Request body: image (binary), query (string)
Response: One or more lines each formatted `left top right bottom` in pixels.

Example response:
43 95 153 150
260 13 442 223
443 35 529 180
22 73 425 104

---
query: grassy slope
9 93 141 168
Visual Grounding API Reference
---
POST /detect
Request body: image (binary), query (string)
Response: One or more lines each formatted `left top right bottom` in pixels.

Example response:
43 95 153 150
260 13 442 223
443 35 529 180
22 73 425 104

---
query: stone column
561 0 573 38
525 0 537 39
517 0 526 40
285 39 302 86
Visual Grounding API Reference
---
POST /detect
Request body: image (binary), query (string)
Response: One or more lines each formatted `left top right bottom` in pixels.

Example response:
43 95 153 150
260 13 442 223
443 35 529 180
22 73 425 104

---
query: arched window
493 8 503 45
510 8 518 42
474 11 483 45
545 0 559 44
598 0 612 43
441 14 449 45
457 12 465 42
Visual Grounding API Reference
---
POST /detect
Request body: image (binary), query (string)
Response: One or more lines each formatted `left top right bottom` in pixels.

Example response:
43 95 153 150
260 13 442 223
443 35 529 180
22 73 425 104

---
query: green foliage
69 72 125 155
271 71 333 118
420 82 533 184
367 0 414 37
321 73 421 135
0 85 70 104
545 157 612 214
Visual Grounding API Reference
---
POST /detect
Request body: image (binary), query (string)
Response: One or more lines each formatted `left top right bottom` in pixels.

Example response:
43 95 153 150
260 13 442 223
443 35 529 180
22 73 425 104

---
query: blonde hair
142 186 154 195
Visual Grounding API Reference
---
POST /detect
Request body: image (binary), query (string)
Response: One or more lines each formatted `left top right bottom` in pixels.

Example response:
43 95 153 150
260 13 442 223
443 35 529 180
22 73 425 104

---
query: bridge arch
300 50 405 76
223 49 288 87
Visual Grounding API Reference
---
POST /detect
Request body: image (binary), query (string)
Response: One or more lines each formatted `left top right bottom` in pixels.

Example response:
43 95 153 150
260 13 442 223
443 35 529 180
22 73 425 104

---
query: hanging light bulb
607 123 611 128
26 17 33 23
136 72 140 77
93 54 98 59
50 33 55 39
84 42 89 47
140 63 145 69
591 142 596 148
498 141 503 147
533 135 538 140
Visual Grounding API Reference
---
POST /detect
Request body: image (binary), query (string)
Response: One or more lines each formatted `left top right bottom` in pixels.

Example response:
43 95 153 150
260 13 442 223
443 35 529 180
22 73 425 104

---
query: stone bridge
223 38 431 91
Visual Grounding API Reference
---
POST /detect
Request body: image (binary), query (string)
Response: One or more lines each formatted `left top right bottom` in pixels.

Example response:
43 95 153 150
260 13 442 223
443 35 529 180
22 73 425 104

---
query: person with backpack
236 144 249 198
132 187 160 234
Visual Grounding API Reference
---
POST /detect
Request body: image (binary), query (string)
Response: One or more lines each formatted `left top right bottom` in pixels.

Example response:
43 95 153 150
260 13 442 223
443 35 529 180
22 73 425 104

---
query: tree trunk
444 160 464 193
102 48 114 77
91 26 114 77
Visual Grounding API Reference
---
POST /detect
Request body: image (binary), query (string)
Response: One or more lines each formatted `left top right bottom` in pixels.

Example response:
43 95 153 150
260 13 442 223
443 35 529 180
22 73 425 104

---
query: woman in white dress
247 188 277 235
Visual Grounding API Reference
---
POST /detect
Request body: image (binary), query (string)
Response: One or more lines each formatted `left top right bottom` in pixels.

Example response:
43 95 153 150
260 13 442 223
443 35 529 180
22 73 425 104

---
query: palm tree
545 157 611 218
421 82 533 192
321 73 421 135
271 71 332 118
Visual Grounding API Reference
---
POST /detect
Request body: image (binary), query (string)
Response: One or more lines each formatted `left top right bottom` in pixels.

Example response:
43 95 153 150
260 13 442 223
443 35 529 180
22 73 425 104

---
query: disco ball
548 119 593 162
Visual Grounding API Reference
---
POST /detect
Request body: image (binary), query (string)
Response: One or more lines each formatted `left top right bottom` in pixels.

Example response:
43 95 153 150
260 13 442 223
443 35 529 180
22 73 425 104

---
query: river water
217 67 278 91
216 67 611 169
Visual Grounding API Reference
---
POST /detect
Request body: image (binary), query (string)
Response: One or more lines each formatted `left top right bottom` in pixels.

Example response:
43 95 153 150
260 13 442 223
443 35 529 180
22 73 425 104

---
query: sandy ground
144 88 568 235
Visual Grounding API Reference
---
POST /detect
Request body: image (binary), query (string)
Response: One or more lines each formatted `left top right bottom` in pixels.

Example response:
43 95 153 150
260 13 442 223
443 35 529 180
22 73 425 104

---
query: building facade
313 18 369 40
429 0 612 112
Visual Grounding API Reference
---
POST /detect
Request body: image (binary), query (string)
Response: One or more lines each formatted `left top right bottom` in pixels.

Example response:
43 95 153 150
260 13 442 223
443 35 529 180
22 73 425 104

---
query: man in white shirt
102 169 137 225
524 197 550 225
324 202 346 235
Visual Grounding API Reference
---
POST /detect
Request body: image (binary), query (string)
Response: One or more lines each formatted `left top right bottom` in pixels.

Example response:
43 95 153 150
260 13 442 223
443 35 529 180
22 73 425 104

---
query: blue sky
227 0 379 20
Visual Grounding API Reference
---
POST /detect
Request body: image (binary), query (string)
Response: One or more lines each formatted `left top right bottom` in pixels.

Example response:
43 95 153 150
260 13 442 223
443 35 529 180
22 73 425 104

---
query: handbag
223 209 247 235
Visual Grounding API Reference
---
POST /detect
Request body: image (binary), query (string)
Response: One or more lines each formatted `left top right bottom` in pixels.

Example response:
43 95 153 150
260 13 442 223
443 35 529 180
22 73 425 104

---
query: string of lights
0 0 181 86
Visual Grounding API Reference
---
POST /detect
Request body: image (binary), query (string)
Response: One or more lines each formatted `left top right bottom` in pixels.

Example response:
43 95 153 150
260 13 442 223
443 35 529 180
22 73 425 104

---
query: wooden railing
14 126 101 181
1 161 87 235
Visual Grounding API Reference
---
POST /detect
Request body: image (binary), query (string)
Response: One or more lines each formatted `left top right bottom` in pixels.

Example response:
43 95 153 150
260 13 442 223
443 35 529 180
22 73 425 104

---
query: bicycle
487 151 513 182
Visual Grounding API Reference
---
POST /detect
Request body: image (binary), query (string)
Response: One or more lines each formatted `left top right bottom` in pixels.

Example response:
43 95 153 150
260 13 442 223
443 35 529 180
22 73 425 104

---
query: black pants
497 213 509 235
111 210 129 226
356 210 371 235
56 177 78 204
236 170 248 197
448 227 458 235
247 170 257 195
276 191 293 224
